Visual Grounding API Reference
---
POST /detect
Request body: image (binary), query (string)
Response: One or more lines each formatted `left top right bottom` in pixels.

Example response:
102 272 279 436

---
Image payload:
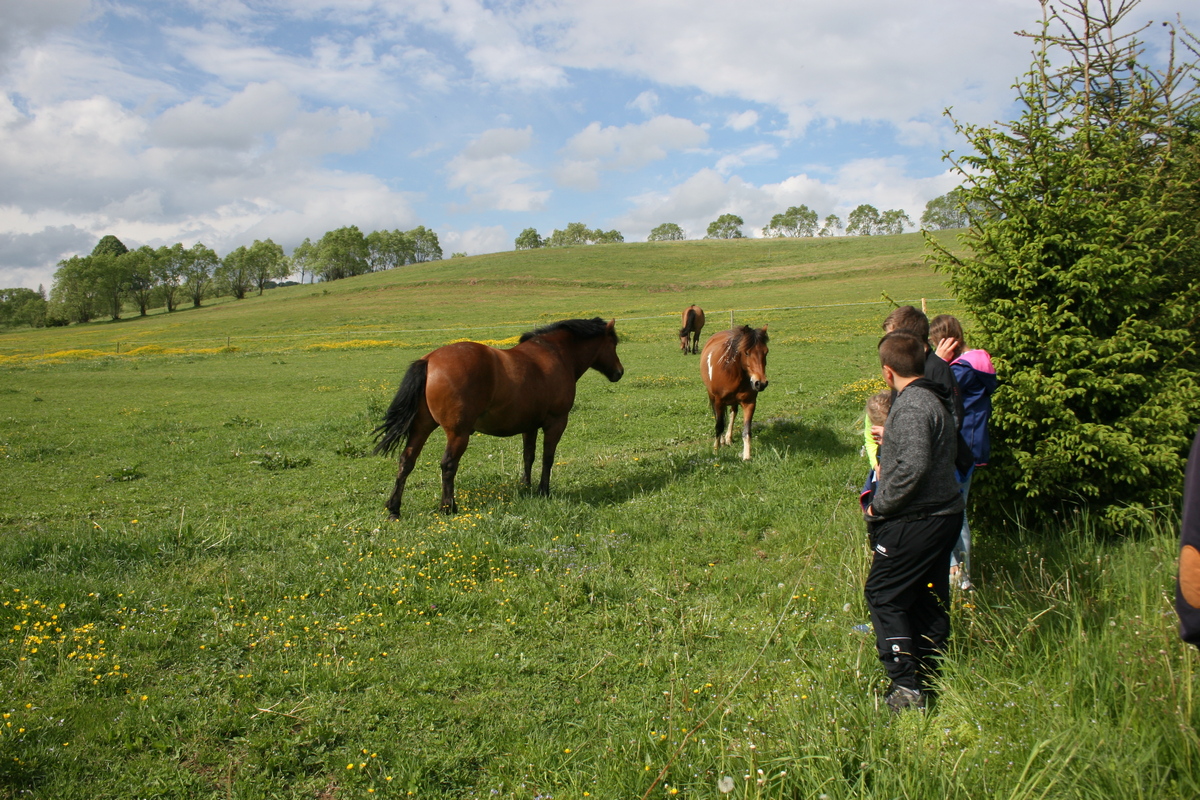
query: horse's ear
762 324 768 331
606 318 616 332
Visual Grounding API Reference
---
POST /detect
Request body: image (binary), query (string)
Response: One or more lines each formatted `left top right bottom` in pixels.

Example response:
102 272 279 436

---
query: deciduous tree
408 226 443 263
50 255 101 323
819 214 842 236
290 239 317 284
878 209 913 236
92 252 133 320
184 243 218 307
153 243 189 312
124 246 157 316
846 204 881 236
763 205 819 237
647 223 685 242
216 246 254 300
0 287 47 328
705 214 744 239
546 222 592 247
920 188 981 230
246 238 288 295
514 227 543 250
367 229 415 270
314 227 369 281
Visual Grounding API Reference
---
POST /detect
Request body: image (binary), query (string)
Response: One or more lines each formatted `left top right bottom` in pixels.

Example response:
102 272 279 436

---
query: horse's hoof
387 514 400 522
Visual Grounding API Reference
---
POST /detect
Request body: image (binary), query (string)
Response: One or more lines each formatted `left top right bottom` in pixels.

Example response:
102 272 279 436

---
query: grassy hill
0 231 1194 799
0 231 960 357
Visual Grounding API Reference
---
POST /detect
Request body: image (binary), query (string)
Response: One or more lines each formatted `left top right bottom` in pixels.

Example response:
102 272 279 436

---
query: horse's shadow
557 417 857 506
384 416 858 516
750 417 859 460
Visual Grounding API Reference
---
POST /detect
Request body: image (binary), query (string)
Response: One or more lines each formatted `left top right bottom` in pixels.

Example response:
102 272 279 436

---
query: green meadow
1 232 1195 798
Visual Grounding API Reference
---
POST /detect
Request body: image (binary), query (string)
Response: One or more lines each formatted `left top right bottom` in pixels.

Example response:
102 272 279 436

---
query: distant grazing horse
700 324 769 461
373 317 624 516
680 305 705 354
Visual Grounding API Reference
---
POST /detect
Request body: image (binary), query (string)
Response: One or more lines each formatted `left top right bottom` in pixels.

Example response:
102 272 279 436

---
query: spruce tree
927 0 1200 528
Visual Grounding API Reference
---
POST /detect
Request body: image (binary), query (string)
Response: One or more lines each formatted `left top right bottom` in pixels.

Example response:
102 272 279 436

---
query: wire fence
0 297 961 358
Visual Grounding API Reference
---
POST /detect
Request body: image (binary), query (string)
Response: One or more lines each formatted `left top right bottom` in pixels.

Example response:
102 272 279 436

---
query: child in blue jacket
930 315 997 591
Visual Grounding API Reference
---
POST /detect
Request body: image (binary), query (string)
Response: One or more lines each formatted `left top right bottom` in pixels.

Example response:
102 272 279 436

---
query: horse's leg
711 397 726 451
740 398 757 461
724 404 737 447
521 430 537 488
536 417 569 496
439 429 471 514
385 416 437 520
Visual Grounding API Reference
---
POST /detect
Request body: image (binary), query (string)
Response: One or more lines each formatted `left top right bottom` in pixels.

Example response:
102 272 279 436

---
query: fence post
921 298 927 315
116 341 120 354
730 310 735 329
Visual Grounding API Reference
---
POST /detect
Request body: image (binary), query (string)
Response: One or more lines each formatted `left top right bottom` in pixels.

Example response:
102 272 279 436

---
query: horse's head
679 331 691 353
595 318 624 382
736 324 769 392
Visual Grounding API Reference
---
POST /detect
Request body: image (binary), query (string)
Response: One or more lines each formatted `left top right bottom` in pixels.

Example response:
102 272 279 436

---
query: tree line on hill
3 190 973 327
513 194 969 250
0 225 443 327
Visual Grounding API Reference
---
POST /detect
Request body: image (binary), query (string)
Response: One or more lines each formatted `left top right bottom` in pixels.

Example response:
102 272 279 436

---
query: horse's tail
680 308 696 338
372 359 428 456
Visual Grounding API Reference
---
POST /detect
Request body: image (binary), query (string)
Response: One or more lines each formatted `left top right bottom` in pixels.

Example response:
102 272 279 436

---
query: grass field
1 232 1196 798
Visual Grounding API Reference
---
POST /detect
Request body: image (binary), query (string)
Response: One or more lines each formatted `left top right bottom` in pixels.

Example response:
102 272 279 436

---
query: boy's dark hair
882 305 929 340
878 331 926 378
929 314 965 354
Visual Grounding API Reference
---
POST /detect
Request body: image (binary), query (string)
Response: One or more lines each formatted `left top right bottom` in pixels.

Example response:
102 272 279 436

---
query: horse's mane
723 324 768 359
520 317 617 344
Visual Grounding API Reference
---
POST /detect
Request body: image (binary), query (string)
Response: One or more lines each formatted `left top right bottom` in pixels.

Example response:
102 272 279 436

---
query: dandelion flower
718 776 735 793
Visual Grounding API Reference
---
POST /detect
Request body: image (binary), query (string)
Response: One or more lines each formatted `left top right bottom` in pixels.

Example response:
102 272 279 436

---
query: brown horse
373 317 624 516
700 324 769 460
680 305 705 354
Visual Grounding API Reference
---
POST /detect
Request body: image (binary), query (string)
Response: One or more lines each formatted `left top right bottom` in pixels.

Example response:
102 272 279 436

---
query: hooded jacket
951 349 998 466
869 377 965 522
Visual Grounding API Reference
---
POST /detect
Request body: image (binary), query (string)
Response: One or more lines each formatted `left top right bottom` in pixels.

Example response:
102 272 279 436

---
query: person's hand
870 425 884 445
934 337 959 362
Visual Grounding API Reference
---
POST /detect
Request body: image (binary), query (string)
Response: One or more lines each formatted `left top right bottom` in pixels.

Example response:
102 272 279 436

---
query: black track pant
864 511 964 692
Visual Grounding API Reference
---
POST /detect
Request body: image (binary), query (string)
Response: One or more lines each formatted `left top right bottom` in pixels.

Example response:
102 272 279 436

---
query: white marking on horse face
707 352 714 381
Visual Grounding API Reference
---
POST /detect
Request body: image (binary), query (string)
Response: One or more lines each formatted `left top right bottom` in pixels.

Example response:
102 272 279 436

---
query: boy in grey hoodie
864 331 965 711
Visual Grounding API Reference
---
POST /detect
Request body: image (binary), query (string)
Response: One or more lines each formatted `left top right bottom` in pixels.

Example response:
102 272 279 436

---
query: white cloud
726 110 758 131
0 223 95 284
629 90 658 115
0 80 411 287
394 0 567 90
487 0 1042 136
7 37 180 107
0 0 90 66
151 82 300 150
714 143 778 175
440 224 510 256
556 114 709 191
163 23 422 111
445 127 549 212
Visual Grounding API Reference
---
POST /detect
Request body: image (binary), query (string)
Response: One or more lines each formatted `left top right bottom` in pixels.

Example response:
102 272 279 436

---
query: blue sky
0 0 1191 289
